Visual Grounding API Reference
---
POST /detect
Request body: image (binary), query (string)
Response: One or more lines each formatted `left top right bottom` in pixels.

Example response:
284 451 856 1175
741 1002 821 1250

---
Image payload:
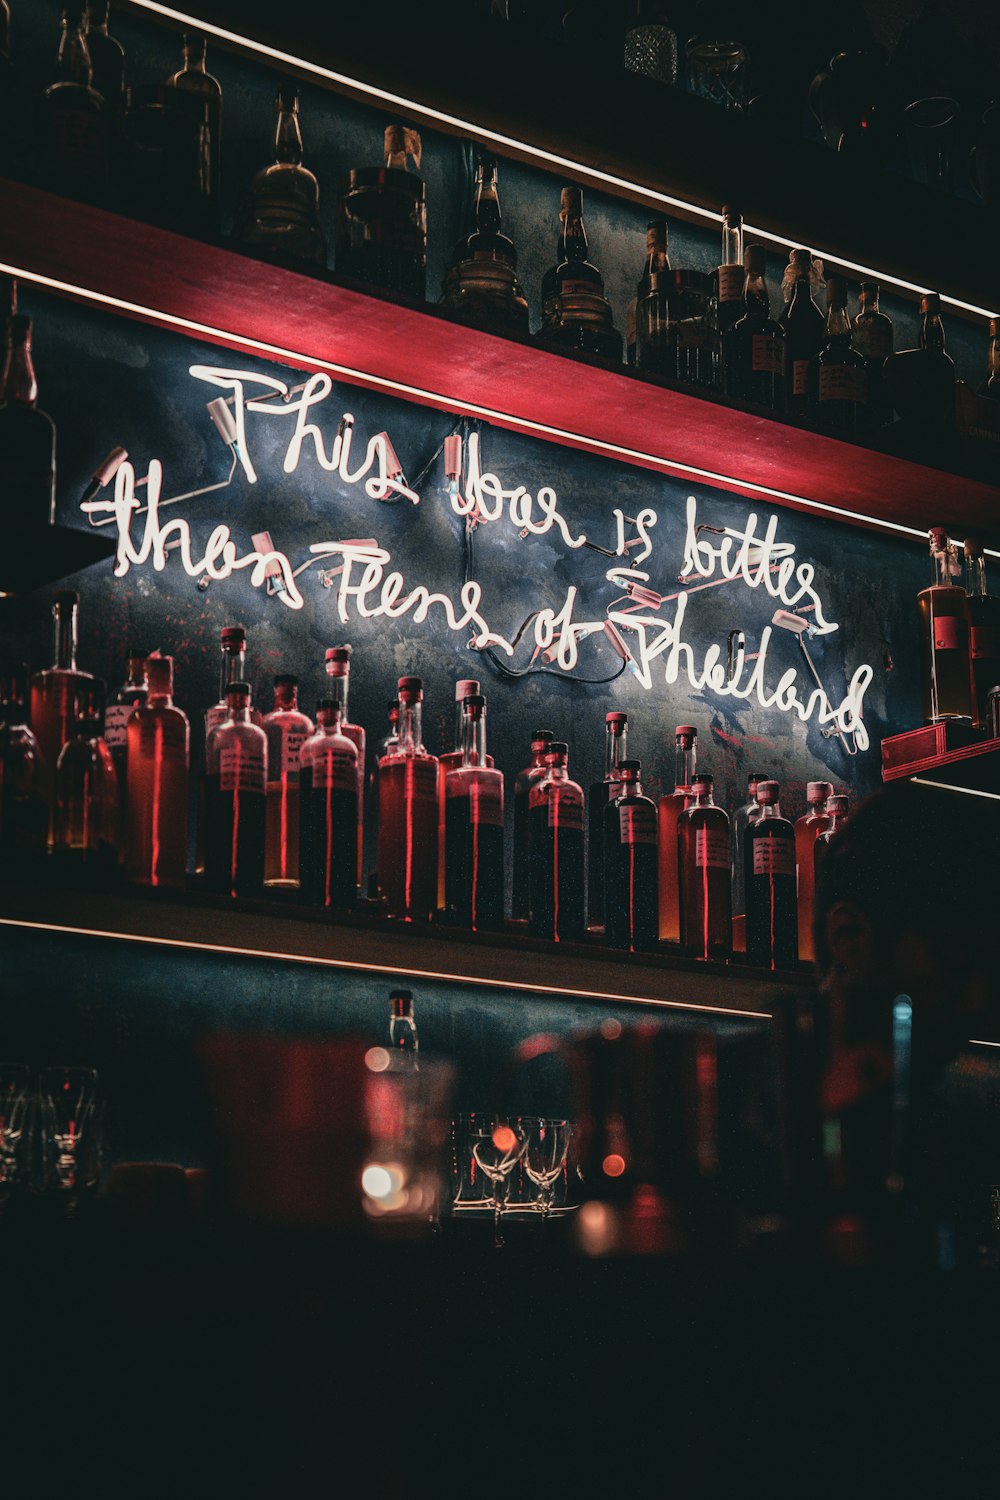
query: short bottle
538 186 622 362
0 312 57 533
125 655 189 890
587 711 629 931
262 674 314 889
235 85 326 268
979 318 1000 401
883 291 955 439
678 772 732 961
441 156 529 337
744 779 797 971
529 741 585 943
204 681 267 899
337 124 427 299
808 276 871 434
794 781 833 965
723 245 785 410
167 31 222 208
103 649 148 785
324 647 366 888
53 680 118 874
0 666 46 859
444 693 504 932
437 679 491 913
299 698 359 908
657 724 697 943
851 281 894 423
511 728 553 922
604 759 658 953
780 250 824 419
377 676 438 922
964 537 1000 729
633 221 673 375
30 590 94 842
918 527 973 723
41 3 108 200
388 988 419 1069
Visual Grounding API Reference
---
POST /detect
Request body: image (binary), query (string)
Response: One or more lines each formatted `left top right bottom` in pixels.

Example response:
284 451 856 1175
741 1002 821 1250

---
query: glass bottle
41 3 108 199
723 245 785 410
437 679 491 912
794 780 833 965
979 318 1000 401
656 724 697 943
299 698 358 909
512 728 553 922
0 666 46 859
442 156 529 337
337 124 427 299
30 591 94 841
388 988 419 1068
779 251 824 419
84 1 124 115
715 205 745 339
103 649 147 783
603 759 658 953
367 698 400 899
883 291 955 437
324 647 366 888
204 681 267 899
964 538 1000 730
730 769 762 923
262 674 314 889
633 221 672 375
624 2 678 85
206 625 254 738
744 779 797 971
377 676 438 922
529 741 585 943
917 527 973 723
235 85 326 268
587 710 628 931
814 792 849 868
538 186 622 362
444 693 505 932
167 31 221 207
125 655 189 889
678 772 731 961
53 681 118 873
0 313 57 532
808 276 871 434
852 281 894 424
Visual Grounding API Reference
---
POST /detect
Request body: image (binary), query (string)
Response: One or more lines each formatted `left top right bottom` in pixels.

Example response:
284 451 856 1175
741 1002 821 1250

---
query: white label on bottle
971 626 999 660
696 828 730 869
792 359 810 397
104 703 134 749
548 794 584 832
311 751 357 793
934 616 967 652
718 265 745 303
618 803 656 845
137 714 187 760
280 728 308 777
751 334 784 376
752 837 795 877
219 747 265 794
818 364 868 403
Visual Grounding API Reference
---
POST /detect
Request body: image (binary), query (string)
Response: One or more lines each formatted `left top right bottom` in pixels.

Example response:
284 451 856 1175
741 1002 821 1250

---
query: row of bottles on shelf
1 595 854 972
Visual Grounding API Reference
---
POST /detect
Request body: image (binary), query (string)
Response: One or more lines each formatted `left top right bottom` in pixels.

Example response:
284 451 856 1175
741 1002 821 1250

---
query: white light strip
910 776 1000 801
126 0 995 322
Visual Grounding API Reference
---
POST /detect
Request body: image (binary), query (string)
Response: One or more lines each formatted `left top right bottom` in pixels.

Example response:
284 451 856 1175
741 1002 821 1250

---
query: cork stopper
146 656 174 696
397 676 423 702
744 245 767 276
560 186 583 218
807 781 834 805
756 779 780 805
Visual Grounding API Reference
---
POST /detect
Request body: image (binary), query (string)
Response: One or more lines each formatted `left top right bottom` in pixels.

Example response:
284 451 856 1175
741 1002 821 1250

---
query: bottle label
751 335 784 376
718 265 745 303
137 714 187 760
311 751 357 793
696 828 730 869
402 757 439 803
219 746 265 794
934 616 967 651
548 794 584 832
752 837 795 877
618 803 656 845
104 703 134 748
792 359 810 397
971 625 999 660
818 364 868 403
280 728 308 777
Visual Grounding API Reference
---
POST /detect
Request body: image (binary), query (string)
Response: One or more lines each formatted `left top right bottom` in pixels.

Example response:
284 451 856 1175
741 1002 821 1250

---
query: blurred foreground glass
686 37 748 111
523 1117 572 1217
904 97 959 193
40 1066 101 1196
361 1048 453 1228
0 1064 31 1190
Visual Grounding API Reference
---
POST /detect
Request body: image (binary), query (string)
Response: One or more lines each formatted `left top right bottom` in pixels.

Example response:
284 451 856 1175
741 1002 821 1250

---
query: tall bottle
964 538 1000 729
337 124 427 299
538 186 622 361
53 681 117 873
299 698 359 908
103 649 147 786
167 31 222 208
529 742 585 943
917 528 972 723
444 693 504 932
262 674 314 889
603 759 658 953
656 724 697 943
731 770 762 923
0 312 57 532
808 276 871 434
794 781 833 965
979 318 1000 401
388 988 419 1069
678 773 731 961
367 698 400 899
851 282 894 424
633 221 673 375
30 591 94 840
41 3 108 199
235 86 325 268
437 679 489 912
204 682 266 899
206 625 254 738
377 676 438 922
512 728 553 922
0 666 46 860
715 205 745 340
125 655 189 890
324 647 365 888
780 250 824 419
587 711 628 930
723 245 785 410
441 156 529 336
884 292 955 438
744 779 797 971
84 2 124 117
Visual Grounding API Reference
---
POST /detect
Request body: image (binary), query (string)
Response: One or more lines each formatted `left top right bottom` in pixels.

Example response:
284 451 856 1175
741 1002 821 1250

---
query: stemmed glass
41 1066 100 1196
524 1118 572 1217
0 1064 31 1192
471 1115 527 1246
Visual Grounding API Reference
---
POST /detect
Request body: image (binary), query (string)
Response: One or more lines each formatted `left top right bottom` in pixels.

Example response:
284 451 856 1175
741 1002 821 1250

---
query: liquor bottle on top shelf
979 319 1000 400
779 250 824 420
794 781 833 965
367 698 400 898
744 779 797 971
444 693 504 932
299 698 358 909
715 205 745 340
0 310 57 531
85 2 124 117
678 772 732 961
512 728 553 922
587 710 628 930
730 770 762 926
0 666 46 859
442 156 529 337
125 655 189 890
234 86 326 268
657 724 697 943
53 679 118 872
964 538 1000 729
103 650 147 784
167 31 221 208
723 245 785 410
918 528 973 723
538 186 622 362
377 676 438 922
814 793 849 871
337 124 427 299
437 679 492 912
262 674 314 889
883 292 955 439
604 759 658 954
324 646 365 887
30 591 94 840
529 741 585 944
632 221 672 375
807 276 871 434
851 281 894 423
779 247 824 311
41 3 108 200
389 988 419 1068
204 681 267 899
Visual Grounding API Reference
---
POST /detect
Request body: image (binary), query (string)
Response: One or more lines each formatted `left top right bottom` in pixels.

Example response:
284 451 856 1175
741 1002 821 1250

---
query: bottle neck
124 657 146 690
547 761 568 783
620 772 643 798
275 104 304 166
274 687 299 713
219 647 245 699
789 277 813 310
318 707 344 736
605 726 627 778
674 737 696 792
966 554 988 599
721 215 743 269
389 1012 418 1056
563 214 588 261
825 300 851 342
919 313 945 355
692 785 714 808
1 333 38 406
326 671 350 720
226 702 251 725
182 43 207 75
57 15 93 85
398 700 424 755
858 290 880 317
52 603 79 671
744 271 770 319
758 801 781 821
475 166 501 235
931 543 957 589
459 710 487 768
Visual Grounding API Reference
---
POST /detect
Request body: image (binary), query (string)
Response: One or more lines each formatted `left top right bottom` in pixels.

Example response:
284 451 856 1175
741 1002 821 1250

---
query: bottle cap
606 711 628 727
274 673 298 688
807 780 834 804
645 220 669 248
675 724 697 738
146 656 173 695
827 794 849 815
462 694 486 713
747 771 763 787
744 245 767 275
546 741 569 759
928 526 949 548
53 590 80 608
722 205 741 221
221 625 246 647
387 699 400 715
919 292 941 315
692 772 714 788
789 247 812 271
325 646 352 676
127 649 150 664
455 679 480 700
756 779 780 804
619 759 641 773
964 537 984 559
560 185 583 216
226 681 251 701
532 729 554 742
860 281 880 295
397 676 423 701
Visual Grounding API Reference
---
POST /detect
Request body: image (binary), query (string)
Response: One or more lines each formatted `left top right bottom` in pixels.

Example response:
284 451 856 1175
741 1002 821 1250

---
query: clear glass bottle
367 698 400 899
512 728 553 922
884 291 955 436
0 313 57 532
324 646 366 888
124 655 189 889
529 742 585 943
794 780 833 965
30 591 94 842
84 1 124 114
780 251 824 419
377 676 438 922
604 759 658 953
723 245 785 410
262 674 314 889
917 527 972 723
53 681 118 872
337 124 427 299
103 649 147 782
964 538 1000 729
444 693 505 932
808 276 871 434
678 772 731 961
538 186 622 362
167 31 221 206
715 205 745 339
0 666 46 859
633 221 673 375
744 779 797 971
852 281 893 423
204 681 267 899
441 156 529 337
299 698 358 909
730 769 762 922
587 711 628 930
235 85 326 268
388 988 419 1069
437 679 491 913
657 724 697 943
41 3 108 198
979 317 1000 401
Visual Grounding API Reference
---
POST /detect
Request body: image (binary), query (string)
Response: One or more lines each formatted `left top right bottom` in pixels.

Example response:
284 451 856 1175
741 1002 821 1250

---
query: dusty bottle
377 676 438 922
723 245 785 410
964 538 1000 729
324 647 366 887
794 781 833 964
587 711 628 931
53 680 117 873
29 591 94 841
262 674 314 889
444 693 504 932
204 682 267 898
744 779 797 971
657 724 697 943
529 742 585 943
604 759 658 953
235 85 325 267
125 655 189 889
0 666 46 859
299 699 359 908
512 728 553 922
678 772 731 961
0 312 57 532
918 528 972 723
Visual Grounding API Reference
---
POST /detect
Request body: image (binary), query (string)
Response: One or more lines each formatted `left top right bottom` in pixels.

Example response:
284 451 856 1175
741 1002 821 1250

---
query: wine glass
524 1118 572 1218
471 1115 527 1246
0 1064 31 1191
41 1066 100 1197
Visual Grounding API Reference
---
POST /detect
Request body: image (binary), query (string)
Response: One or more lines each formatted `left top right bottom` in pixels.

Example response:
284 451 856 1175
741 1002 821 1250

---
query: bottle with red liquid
587 710 628 932
30 591 94 845
794 780 833 964
964 538 1000 729
511 728 553 922
730 770 762 954
678 772 731 961
103 649 147 788
325 646 366 888
529 741 585 943
657 724 697 943
205 625 257 738
917 528 973 723
367 698 399 899
299 698 358 908
437 679 492 912
262 673 314 890
53 679 118 875
0 666 46 860
125 655 189 890
204 681 267 899
744 779 797 971
444 693 504 932
377 676 438 922
604 759 657 953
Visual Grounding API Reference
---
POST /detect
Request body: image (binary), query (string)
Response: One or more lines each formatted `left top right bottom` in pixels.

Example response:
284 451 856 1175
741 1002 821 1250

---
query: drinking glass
41 1066 100 1195
523 1118 572 1218
471 1115 527 1245
686 38 748 111
0 1064 31 1190
450 1113 496 1214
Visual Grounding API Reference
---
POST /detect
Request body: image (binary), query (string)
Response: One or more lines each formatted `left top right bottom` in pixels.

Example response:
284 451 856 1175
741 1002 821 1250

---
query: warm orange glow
492 1125 517 1152
602 1154 627 1178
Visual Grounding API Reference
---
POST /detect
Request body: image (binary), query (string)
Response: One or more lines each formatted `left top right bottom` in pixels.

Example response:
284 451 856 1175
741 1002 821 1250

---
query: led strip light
126 0 996 323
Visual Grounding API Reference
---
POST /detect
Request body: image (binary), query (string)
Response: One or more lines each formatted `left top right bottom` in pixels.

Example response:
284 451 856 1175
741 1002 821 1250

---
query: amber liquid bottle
30 591 94 844
299 699 359 909
235 85 326 268
678 773 731 961
603 759 658 953
444 694 504 932
794 780 833 965
529 742 585 943
511 728 553 922
53 683 118 876
262 674 314 889
125 655 189 890
437 679 492 913
657 724 697 942
377 676 438 922
325 647 366 888
964 539 1000 730
587 710 628 931
744 779 797 971
204 682 267 899
917 528 973 723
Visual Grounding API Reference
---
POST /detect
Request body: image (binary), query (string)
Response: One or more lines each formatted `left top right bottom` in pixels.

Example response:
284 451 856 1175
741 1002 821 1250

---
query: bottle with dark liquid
715 205 745 342
337 124 427 299
918 527 972 723
808 276 871 434
263 674 314 889
538 186 622 362
167 31 222 209
964 538 1000 729
794 780 832 965
125 655 189 890
633 221 672 375
744 779 797 971
529 741 585 943
780 250 824 419
53 681 118 874
103 649 147 785
437 679 490 913
299 698 358 909
884 292 955 439
512 728 553 922
723 245 785 410
30 591 93 842
235 86 326 268
0 666 46 860
979 318 1000 401
204 681 266 899
0 312 57 532
730 770 762 924
851 282 894 424
444 693 504 932
205 625 254 739
442 156 529 337
389 988 419 1069
604 759 658 953
377 676 438 922
84 2 124 118
367 698 400 899
41 3 108 200
657 724 697 943
324 647 365 889
678 772 731 961
587 710 628 931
